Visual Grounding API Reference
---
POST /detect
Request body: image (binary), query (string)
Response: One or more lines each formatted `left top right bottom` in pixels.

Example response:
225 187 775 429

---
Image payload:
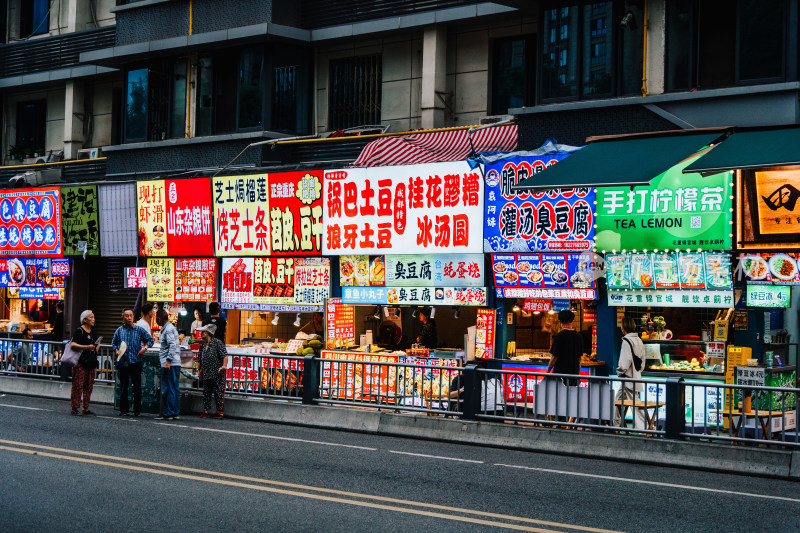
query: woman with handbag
197 324 228 419
70 310 99 416
614 317 646 429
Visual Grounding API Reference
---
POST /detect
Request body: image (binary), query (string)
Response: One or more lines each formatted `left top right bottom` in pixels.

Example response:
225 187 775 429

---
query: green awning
683 127 800 173
513 131 727 190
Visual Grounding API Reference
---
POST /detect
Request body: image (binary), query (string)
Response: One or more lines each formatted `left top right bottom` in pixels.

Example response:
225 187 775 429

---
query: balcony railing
297 0 477 28
0 26 116 78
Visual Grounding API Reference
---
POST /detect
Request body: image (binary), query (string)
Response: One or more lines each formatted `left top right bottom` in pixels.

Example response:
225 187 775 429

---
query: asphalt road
0 394 797 533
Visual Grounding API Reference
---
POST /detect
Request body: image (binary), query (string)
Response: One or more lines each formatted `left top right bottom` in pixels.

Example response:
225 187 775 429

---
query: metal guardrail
0 340 115 383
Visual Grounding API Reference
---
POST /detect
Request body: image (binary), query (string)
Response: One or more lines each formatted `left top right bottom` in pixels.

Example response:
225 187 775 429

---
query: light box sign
738 253 800 285
483 154 595 252
339 254 484 287
608 290 735 307
221 257 329 311
0 258 69 299
326 298 355 349
605 252 732 291
213 171 324 257
475 308 495 359
746 285 791 308
146 258 217 302
752 170 800 241
137 178 213 257
125 267 147 289
323 161 484 255
0 187 62 256
341 286 487 306
491 252 596 300
595 151 732 251
61 185 99 256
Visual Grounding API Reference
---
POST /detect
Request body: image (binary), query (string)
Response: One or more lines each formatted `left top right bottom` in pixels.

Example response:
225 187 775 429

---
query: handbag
61 342 82 367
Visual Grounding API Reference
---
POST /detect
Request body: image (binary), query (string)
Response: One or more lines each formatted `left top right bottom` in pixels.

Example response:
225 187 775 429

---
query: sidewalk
2 375 799 481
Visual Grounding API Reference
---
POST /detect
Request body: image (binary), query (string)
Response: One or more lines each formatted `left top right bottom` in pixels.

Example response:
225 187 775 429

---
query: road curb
1 376 795 480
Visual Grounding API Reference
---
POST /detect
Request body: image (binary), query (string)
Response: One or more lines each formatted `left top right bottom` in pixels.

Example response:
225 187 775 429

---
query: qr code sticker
690 216 701 229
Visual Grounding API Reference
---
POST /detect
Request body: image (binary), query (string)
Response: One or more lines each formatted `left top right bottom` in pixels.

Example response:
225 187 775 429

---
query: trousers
119 361 143 415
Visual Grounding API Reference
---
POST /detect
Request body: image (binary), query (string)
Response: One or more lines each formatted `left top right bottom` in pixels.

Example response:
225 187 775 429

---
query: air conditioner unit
479 114 513 125
77 147 103 160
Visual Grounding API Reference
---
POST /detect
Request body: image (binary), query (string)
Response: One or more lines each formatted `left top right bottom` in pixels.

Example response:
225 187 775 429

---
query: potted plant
7 145 25 163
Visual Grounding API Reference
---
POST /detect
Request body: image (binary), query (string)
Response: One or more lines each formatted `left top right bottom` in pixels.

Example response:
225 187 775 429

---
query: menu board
61 185 99 256
738 253 800 285
146 258 174 301
137 178 214 257
0 187 62 256
397 355 460 408
483 154 594 253
325 298 355 349
321 351 400 401
339 254 484 287
608 290 735 308
746 285 791 308
147 258 216 302
213 171 324 256
475 308 495 359
491 253 596 300
341 286 487 306
222 256 329 311
125 267 147 289
323 162 483 255
0 258 69 299
605 252 732 291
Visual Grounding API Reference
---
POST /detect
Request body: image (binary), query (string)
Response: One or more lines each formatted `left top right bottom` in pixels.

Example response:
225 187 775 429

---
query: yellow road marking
0 439 622 533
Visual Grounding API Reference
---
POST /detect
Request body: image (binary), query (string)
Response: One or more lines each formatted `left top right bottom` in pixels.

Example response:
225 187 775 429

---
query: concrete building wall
87 80 119 149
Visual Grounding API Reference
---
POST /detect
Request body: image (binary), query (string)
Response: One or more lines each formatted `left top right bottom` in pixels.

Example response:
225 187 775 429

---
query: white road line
157 423 377 451
390 450 484 463
495 464 800 503
0 403 51 411
97 416 138 422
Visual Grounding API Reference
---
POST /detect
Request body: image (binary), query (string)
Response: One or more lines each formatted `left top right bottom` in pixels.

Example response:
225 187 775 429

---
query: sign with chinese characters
0 258 69 299
221 257 328 312
137 178 213 257
738 253 800 285
146 258 175 301
522 299 551 312
321 351 400 401
213 171 324 257
475 308 495 359
0 187 62 256
173 258 216 302
605 252 732 291
125 267 147 289
608 290 735 307
484 155 595 252
746 285 791 308
325 298 355 349
491 253 596 300
60 185 99 256
323 162 483 255
752 170 800 240
342 286 487 306
339 254 484 287
595 152 732 251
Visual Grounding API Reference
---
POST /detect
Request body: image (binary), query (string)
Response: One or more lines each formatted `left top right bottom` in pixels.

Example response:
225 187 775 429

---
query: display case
641 339 726 380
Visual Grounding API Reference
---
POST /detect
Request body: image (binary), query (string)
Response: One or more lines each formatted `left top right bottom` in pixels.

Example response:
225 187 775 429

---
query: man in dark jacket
546 310 583 386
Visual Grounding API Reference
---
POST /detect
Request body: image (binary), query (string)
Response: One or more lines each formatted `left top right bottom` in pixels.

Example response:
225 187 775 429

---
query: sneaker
119 412 130 417
213 412 224 419
71 410 79 416
81 410 96 416
154 415 170 420
199 412 209 418
171 416 180 420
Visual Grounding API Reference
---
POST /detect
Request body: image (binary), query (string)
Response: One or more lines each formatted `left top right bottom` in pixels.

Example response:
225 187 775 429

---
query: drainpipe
641 0 648 97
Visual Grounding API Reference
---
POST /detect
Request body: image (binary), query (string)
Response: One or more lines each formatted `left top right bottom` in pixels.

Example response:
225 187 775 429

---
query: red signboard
0 187 62 257
125 267 147 288
325 297 355 349
475 308 496 359
522 299 551 312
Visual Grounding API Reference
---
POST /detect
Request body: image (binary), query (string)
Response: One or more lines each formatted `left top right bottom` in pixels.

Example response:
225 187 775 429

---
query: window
15 100 46 157
125 68 148 142
492 36 535 114
238 48 264 130
666 0 786 92
329 55 382 131
171 60 188 139
20 0 49 37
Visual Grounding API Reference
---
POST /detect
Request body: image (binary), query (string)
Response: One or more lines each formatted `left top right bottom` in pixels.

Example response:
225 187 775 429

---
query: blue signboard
483 155 595 253
0 257 69 299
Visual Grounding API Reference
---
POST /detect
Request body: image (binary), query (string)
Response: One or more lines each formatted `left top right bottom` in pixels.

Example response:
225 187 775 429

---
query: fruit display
650 358 705 372
296 335 323 356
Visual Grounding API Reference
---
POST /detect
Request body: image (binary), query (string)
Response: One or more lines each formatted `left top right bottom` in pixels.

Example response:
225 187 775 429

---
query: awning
683 126 800 173
350 124 517 167
513 130 728 190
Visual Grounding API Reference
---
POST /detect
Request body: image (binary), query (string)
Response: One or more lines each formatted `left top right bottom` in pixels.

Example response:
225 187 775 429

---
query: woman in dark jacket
197 324 228 419
70 310 99 416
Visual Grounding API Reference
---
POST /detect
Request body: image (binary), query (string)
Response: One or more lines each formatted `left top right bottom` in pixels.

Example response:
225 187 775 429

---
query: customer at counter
416 308 438 348
202 302 227 343
546 310 583 386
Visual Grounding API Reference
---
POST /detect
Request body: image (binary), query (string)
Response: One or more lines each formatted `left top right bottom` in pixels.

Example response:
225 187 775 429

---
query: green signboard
746 284 791 308
60 185 100 256
595 152 732 251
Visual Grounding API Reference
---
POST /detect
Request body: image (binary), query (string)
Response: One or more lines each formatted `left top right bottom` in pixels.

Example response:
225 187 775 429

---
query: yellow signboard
147 258 175 302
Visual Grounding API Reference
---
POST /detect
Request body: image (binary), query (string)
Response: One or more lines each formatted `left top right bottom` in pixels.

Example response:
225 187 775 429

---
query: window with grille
328 55 382 131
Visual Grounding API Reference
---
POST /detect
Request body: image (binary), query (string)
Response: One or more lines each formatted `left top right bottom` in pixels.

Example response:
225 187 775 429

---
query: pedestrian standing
155 309 181 420
137 303 155 335
197 324 227 419
614 317 646 429
112 308 154 416
70 310 99 416
546 310 583 386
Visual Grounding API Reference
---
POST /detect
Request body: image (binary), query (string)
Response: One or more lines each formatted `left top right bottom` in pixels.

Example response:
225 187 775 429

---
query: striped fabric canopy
350 124 518 167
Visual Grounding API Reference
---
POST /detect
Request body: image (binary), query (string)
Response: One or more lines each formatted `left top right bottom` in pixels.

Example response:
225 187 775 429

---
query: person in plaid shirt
112 308 154 416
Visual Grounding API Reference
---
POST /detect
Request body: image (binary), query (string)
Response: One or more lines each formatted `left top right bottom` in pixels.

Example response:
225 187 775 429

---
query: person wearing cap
546 309 583 386
197 323 228 419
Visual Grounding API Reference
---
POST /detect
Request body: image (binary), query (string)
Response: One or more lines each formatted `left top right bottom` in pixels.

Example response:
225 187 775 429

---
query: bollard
302 354 319 405
665 377 685 439
461 364 480 420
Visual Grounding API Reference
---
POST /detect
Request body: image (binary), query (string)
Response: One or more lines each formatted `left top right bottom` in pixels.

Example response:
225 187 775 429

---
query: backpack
623 337 644 372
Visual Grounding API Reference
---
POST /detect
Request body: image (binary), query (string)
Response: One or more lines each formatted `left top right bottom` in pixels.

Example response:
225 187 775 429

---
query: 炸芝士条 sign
595 151 732 251
61 185 99 256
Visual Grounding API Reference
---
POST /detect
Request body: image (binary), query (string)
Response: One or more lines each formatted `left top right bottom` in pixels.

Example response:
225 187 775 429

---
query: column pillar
63 80 85 160
421 26 447 129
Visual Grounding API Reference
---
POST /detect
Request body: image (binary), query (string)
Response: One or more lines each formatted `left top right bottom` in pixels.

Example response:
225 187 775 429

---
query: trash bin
115 352 161 414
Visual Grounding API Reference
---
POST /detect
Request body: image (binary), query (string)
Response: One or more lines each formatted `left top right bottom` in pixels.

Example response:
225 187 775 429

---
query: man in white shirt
137 303 154 334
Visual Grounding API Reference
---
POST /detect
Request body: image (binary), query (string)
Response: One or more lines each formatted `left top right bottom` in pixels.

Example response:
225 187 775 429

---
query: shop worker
416 308 438 348
112 308 154 416
546 310 583 386
137 303 155 334
155 309 181 421
202 302 227 343
7 328 34 372
614 317 646 429
299 312 325 337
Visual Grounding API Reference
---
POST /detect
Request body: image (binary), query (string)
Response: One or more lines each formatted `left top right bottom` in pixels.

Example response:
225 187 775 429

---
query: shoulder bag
61 342 82 367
